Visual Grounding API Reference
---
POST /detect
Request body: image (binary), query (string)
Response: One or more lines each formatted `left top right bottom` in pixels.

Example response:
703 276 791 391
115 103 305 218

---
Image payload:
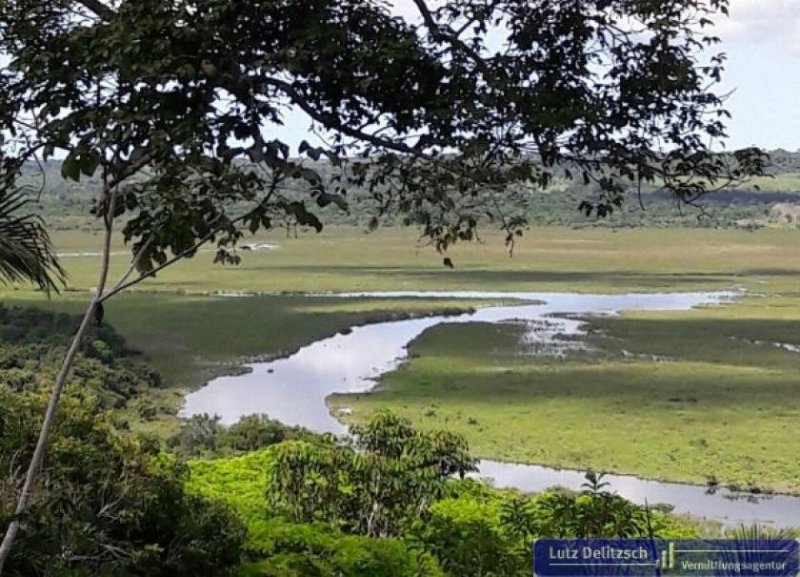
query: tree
0 387 246 576
0 186 64 293
267 411 476 538
0 0 768 567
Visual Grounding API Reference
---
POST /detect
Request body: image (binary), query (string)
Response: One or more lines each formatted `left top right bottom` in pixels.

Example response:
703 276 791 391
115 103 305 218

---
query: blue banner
533 539 799 577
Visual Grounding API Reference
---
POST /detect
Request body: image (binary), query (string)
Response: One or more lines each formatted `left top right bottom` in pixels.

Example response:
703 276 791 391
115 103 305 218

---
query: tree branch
262 78 418 156
99 172 283 303
409 0 495 78
106 234 154 296
73 0 116 20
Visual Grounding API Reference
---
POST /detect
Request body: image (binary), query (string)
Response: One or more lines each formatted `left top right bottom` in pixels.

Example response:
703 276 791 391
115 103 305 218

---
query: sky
2 1 798 152
271 0 800 153
713 0 800 150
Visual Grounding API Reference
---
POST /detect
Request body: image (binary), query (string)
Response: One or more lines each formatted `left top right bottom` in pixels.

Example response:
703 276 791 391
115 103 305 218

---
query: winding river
182 290 800 528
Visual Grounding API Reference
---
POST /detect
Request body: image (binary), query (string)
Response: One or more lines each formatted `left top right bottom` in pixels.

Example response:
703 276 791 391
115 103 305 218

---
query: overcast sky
713 0 800 150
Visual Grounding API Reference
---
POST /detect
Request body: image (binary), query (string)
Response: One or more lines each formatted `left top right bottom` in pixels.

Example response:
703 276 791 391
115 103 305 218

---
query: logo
533 539 799 577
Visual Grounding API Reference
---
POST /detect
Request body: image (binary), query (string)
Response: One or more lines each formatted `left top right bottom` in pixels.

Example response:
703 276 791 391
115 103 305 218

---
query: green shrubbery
266 412 475 538
0 306 245 576
187 412 705 577
241 519 443 577
0 390 245 577
1 306 712 577
0 306 161 410
168 413 318 457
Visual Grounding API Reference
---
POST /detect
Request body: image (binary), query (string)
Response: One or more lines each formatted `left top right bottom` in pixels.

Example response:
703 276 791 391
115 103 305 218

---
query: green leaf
60 156 81 182
248 217 259 234
80 152 100 177
316 193 348 211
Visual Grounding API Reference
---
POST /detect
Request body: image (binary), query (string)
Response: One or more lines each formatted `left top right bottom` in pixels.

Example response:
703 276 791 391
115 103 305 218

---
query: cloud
392 0 800 53
712 0 800 52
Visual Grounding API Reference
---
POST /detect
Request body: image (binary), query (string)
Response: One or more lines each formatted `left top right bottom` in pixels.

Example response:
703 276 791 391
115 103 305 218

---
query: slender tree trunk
0 165 278 572
0 189 117 574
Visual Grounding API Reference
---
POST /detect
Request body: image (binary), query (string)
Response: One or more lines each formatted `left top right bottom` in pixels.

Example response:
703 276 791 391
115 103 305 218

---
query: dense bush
224 414 317 453
0 388 246 577
412 479 702 577
169 413 318 457
0 306 244 575
267 412 476 538
241 519 443 577
188 413 706 577
0 305 77 345
0 306 162 411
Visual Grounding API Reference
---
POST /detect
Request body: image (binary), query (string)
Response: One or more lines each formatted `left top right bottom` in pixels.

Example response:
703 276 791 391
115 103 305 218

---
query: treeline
766 149 800 172
21 152 800 232
0 305 717 576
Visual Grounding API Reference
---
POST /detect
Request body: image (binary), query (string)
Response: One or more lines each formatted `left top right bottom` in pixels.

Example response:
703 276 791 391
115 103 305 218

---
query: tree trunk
0 299 99 571
0 189 117 574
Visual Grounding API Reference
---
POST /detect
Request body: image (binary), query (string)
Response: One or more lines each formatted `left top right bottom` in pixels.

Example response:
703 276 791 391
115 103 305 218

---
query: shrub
241 519 443 577
0 389 246 577
170 413 316 458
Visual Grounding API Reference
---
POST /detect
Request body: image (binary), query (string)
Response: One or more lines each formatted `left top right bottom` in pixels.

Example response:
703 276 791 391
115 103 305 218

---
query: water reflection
475 460 800 528
183 291 735 432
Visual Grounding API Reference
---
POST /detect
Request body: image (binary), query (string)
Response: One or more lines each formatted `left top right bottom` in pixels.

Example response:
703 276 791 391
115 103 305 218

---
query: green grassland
18 225 797 295
7 292 486 389
4 225 800 489
4 292 485 437
748 172 800 192
329 308 800 494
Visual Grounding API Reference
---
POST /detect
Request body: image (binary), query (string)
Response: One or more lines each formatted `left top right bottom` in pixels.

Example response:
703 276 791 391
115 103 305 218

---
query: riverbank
5 226 800 489
472 458 800 528
3 292 492 438
330 292 800 495
172 289 799 524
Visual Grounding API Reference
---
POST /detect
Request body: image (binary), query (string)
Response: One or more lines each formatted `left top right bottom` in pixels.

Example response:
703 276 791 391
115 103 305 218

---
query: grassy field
321 227 800 493
329 304 800 493
749 172 800 192
5 292 486 437
28 225 800 295
7 293 486 388
4 225 800 489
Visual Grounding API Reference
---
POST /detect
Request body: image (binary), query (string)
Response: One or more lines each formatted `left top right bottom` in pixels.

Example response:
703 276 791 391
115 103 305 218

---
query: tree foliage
189 414 703 577
0 305 161 410
0 389 245 576
168 413 317 458
0 0 767 272
241 518 444 577
267 411 475 538
0 306 244 575
410 479 698 577
0 0 773 568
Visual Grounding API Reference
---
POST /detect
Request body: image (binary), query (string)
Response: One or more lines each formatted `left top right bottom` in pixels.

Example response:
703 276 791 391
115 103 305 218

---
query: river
181 290 800 528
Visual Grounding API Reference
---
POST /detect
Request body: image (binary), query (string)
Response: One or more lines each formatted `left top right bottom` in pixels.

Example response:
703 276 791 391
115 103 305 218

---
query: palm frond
0 185 66 293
